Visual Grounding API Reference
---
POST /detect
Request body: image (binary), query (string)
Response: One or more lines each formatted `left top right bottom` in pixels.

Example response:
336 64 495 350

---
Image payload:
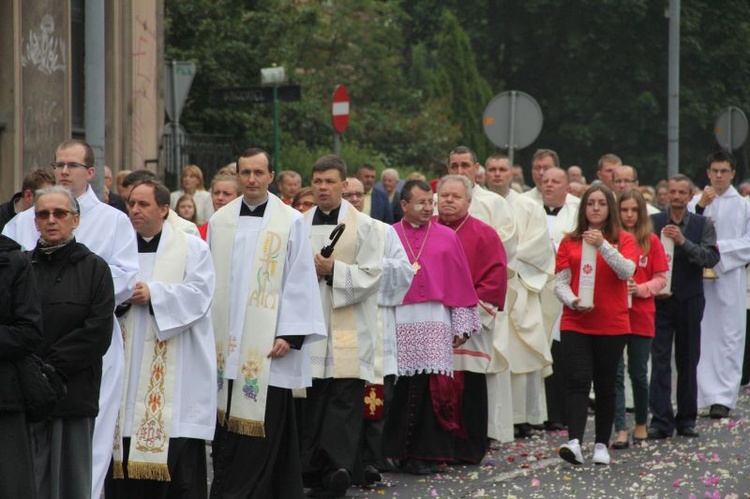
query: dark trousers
211 385 303 499
544 339 567 425
452 372 488 464
0 412 34 499
650 295 704 434
105 437 207 499
561 331 627 444
614 334 652 430
357 375 395 474
299 378 365 487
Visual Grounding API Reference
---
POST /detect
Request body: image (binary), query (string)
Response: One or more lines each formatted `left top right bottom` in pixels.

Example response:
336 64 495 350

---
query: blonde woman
170 165 213 224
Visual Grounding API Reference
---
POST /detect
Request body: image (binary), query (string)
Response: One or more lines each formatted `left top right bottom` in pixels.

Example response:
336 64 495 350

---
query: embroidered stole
114 228 187 481
211 196 292 436
310 206 361 378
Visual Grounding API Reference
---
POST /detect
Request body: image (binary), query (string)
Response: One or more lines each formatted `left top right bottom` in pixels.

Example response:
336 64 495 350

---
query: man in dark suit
357 164 393 224
375 168 403 223
648 174 720 440
104 166 128 214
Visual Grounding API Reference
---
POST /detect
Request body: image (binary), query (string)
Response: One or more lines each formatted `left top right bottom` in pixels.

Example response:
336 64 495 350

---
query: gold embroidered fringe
217 409 227 426
228 416 266 437
127 461 171 482
112 461 124 479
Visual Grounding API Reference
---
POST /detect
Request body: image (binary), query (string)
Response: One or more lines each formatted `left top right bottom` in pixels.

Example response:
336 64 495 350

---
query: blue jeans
614 335 652 431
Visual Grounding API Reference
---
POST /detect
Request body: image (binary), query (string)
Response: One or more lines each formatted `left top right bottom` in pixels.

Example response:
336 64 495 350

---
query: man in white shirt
689 150 750 419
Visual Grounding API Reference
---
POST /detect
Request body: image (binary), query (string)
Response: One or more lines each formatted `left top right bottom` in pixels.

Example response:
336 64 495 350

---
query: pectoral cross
412 261 421 274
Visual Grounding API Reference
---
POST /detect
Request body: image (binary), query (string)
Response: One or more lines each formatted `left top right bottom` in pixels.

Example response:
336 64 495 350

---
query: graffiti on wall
21 14 66 75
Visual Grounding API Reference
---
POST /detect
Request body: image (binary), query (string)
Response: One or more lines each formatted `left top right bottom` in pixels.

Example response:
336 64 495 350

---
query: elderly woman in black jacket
0 233 43 497
28 186 114 499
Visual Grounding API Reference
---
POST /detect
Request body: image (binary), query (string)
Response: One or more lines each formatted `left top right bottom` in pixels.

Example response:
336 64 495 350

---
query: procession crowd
1 139 749 499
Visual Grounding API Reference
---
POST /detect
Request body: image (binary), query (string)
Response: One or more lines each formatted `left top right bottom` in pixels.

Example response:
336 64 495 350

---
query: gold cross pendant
412 261 421 274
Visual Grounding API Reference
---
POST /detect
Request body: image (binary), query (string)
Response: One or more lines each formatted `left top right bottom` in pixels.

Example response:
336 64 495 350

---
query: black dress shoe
322 468 350 497
363 464 382 486
544 421 565 432
611 439 629 450
677 427 699 437
709 404 730 419
647 427 671 440
401 459 432 475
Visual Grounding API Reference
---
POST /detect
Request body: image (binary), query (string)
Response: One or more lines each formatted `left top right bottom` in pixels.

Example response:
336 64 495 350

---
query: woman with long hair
175 194 198 225
554 184 637 466
611 188 668 449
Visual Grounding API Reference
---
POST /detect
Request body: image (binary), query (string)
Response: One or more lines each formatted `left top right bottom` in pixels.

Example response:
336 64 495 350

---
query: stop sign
332 85 350 133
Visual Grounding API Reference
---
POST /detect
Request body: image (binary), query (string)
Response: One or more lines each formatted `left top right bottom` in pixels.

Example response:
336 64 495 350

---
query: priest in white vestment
689 151 750 418
539 167 580 430
485 154 556 436
343 178 413 486
117 168 201 237
300 156 383 498
106 181 215 497
2 140 138 499
208 149 326 499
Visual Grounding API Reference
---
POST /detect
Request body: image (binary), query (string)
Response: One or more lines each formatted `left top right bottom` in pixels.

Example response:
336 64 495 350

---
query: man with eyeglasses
343 176 412 486
383 179 479 474
688 150 750 420
613 166 660 214
3 139 138 499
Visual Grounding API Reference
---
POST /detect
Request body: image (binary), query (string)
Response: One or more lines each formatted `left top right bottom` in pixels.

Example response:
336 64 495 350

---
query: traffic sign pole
332 85 350 155
273 85 280 172
508 91 517 166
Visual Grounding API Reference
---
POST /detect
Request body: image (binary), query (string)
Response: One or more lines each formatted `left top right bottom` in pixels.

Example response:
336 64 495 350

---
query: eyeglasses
294 201 316 208
343 192 365 199
413 200 435 210
51 161 88 170
35 209 75 220
709 168 732 176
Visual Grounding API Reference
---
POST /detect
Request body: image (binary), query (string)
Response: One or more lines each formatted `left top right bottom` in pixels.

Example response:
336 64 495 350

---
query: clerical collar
438 213 470 231
312 206 341 225
240 199 267 217
138 231 162 253
544 205 563 216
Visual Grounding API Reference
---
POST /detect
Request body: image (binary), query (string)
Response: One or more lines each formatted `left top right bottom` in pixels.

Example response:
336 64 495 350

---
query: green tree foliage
432 11 494 160
167 0 750 184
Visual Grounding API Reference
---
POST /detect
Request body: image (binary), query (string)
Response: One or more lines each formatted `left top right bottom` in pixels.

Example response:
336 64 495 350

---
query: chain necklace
447 213 470 233
399 220 431 274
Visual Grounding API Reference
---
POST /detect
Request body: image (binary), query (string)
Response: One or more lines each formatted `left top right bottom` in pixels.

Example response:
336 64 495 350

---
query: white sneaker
559 439 583 465
592 443 611 465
